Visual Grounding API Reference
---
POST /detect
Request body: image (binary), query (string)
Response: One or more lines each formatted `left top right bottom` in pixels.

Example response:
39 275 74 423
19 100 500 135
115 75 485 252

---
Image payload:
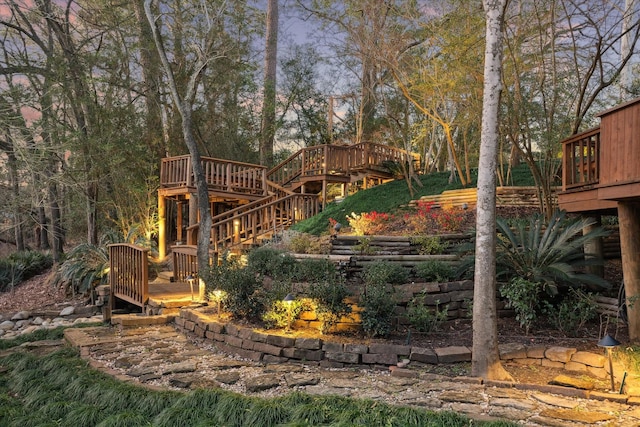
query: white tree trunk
472 0 513 381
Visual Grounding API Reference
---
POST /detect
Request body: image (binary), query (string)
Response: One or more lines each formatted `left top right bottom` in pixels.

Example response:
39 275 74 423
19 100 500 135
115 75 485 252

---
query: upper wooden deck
160 142 417 198
159 156 268 200
558 98 640 214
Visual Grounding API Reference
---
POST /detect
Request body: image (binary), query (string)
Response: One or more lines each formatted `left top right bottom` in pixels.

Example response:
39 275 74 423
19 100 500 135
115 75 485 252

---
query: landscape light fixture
283 293 295 332
186 274 196 301
598 334 621 392
213 289 224 317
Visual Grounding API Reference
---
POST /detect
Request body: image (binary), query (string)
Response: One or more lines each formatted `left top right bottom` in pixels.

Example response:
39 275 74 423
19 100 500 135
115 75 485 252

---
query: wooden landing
147 278 205 311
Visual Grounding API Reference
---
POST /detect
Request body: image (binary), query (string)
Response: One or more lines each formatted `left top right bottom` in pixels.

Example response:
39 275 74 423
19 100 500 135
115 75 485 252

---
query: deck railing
108 244 149 309
267 142 416 187
211 193 319 251
562 127 601 191
161 155 268 196
171 245 217 281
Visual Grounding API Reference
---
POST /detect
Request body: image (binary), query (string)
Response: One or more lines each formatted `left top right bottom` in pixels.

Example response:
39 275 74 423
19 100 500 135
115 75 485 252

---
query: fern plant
496 209 610 296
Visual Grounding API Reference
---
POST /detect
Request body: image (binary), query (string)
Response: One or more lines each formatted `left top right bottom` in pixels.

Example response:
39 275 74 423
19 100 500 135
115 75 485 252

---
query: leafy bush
360 282 396 337
362 261 408 286
203 258 263 320
0 251 53 293
543 288 598 337
285 232 330 254
496 209 611 295
346 211 392 235
7 251 53 280
263 298 308 330
407 292 449 333
414 260 455 282
54 243 109 295
247 247 297 281
500 277 540 334
308 280 352 334
410 236 446 255
352 236 376 255
293 259 338 283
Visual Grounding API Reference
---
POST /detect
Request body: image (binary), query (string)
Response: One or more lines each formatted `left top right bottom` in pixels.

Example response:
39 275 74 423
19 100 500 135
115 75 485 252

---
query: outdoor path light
283 293 295 332
186 274 196 301
598 334 621 392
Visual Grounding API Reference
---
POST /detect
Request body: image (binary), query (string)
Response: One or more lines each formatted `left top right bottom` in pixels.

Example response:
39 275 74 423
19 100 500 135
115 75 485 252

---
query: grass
292 164 536 235
0 335 517 427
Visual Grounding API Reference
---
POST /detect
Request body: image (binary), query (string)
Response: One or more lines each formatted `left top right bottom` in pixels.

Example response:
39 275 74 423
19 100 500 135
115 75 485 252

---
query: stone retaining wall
175 308 638 394
291 280 512 333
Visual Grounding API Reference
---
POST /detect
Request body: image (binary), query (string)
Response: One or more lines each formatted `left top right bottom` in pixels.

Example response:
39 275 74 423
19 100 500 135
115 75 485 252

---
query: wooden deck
558 98 640 213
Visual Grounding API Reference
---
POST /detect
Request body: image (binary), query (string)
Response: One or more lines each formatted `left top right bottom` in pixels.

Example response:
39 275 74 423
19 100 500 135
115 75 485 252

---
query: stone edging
175 308 635 395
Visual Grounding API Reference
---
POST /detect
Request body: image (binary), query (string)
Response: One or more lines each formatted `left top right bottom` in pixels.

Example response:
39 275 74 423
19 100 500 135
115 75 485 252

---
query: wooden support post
619 201 640 342
176 201 184 244
158 195 166 259
583 214 604 278
322 179 327 210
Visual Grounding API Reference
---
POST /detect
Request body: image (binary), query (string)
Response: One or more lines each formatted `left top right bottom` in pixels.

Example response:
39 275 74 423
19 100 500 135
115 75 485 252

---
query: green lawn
293 164 537 235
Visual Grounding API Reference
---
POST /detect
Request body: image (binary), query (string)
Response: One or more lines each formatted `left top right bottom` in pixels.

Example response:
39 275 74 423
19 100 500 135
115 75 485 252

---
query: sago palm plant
496 209 610 296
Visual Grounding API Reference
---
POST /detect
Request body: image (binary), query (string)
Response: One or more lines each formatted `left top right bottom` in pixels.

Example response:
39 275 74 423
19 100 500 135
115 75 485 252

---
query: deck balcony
558 98 640 214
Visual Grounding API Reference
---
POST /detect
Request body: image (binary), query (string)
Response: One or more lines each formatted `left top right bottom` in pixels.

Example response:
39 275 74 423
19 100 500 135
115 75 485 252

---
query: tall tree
260 0 278 167
472 0 513 381
144 0 222 270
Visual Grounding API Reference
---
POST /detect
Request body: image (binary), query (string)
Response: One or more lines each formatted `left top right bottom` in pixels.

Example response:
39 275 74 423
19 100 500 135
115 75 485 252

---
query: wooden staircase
159 142 417 257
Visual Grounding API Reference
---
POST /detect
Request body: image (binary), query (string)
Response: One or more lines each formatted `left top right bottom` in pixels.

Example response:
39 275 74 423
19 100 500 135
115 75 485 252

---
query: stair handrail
210 192 320 251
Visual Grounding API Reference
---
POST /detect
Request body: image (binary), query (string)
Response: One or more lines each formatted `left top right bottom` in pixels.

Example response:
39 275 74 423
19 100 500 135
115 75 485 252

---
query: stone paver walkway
62 324 640 426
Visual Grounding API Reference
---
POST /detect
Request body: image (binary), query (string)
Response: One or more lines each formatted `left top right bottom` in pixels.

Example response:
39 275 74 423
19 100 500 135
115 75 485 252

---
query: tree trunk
38 207 50 250
133 0 166 161
472 0 513 381
260 0 278 167
144 0 212 272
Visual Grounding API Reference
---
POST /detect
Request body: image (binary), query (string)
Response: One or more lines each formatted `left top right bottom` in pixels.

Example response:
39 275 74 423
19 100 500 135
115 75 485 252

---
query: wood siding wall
599 99 640 187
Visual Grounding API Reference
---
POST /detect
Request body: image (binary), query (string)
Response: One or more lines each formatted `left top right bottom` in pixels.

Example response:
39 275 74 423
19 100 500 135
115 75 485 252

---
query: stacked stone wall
175 308 638 394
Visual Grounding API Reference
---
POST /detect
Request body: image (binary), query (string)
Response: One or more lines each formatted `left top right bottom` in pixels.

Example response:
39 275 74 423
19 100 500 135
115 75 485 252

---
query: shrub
410 236 446 255
293 259 338 283
262 298 308 330
346 211 392 235
247 247 297 281
308 280 352 334
53 243 109 295
500 277 540 334
352 236 376 255
203 258 263 320
407 292 449 333
414 260 455 283
285 233 331 254
360 282 396 337
362 261 408 286
496 209 611 295
7 251 53 280
543 288 598 337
